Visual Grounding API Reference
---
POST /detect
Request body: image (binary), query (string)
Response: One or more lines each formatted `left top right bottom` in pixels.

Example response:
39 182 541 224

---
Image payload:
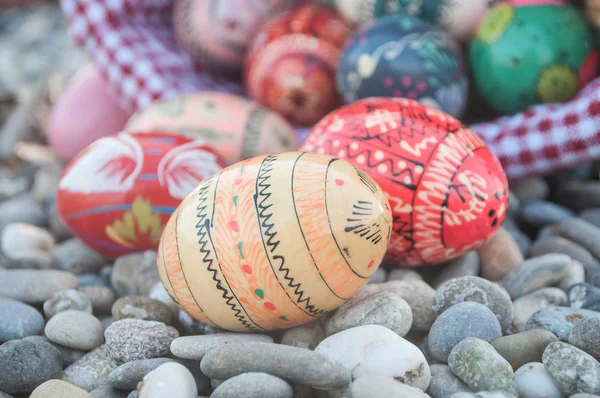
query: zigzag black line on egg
254 153 325 317
195 175 263 332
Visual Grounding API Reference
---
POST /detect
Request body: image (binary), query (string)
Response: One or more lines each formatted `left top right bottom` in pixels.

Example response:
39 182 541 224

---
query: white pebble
515 362 564 398
138 362 197 398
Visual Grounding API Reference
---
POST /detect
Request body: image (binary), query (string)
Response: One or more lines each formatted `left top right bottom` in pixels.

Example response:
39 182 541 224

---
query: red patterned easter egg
56 132 227 259
244 4 352 125
301 97 509 267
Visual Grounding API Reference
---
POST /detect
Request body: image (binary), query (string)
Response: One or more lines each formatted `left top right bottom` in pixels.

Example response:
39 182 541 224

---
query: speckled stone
52 238 105 275
448 338 517 396
110 251 160 297
429 302 502 362
351 376 431 398
491 330 558 371
375 279 436 332
521 201 575 228
478 228 523 281
212 373 293 398
501 254 585 299
280 322 326 350
78 286 116 315
512 288 568 333
45 310 104 350
0 338 62 394
569 317 600 361
170 333 274 360
0 297 43 343
108 358 174 390
434 252 480 288
0 269 78 303
434 276 514 333
137 362 197 398
104 319 179 362
62 345 120 392
30 379 89 398
543 342 600 395
111 296 172 324
529 237 600 282
23 335 86 367
427 364 471 398
526 306 600 341
325 291 413 337
569 283 600 311
43 289 92 318
514 362 562 398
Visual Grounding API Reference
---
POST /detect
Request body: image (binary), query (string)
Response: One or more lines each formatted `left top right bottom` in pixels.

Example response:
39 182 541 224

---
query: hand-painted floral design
105 196 164 248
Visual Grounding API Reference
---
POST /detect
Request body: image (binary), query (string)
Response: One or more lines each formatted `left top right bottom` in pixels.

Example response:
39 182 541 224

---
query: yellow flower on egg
106 196 165 248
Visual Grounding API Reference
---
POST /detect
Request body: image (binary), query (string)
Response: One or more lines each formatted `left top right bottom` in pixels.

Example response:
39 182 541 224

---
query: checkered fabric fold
60 0 600 180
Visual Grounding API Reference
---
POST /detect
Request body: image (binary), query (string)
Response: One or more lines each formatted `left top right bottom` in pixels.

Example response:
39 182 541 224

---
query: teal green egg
333 0 442 26
470 2 598 115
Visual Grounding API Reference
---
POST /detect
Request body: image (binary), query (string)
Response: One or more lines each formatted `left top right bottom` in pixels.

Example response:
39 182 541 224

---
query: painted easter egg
56 132 227 259
244 4 353 125
585 0 600 47
125 92 298 164
337 15 468 118
437 0 503 41
470 2 598 115
173 0 295 74
301 97 509 267
331 0 442 27
157 151 392 331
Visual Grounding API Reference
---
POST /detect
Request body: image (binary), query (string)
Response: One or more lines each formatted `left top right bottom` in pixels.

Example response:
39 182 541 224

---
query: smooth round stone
434 276 514 332
108 358 174 390
201 342 351 389
43 288 92 318
63 345 120 392
0 194 46 230
0 339 62 394
212 373 293 398
512 288 568 333
491 330 558 371
511 177 549 203
477 228 523 281
77 274 108 288
569 283 600 311
505 225 532 257
553 218 600 260
557 182 600 211
45 310 104 351
0 269 78 303
280 322 326 350
569 317 600 361
104 319 179 362
570 395 600 398
315 325 430 392
0 297 43 342
579 208 600 228
325 291 413 337
351 376 430 398
137 362 196 398
177 310 222 335
529 237 600 282
448 338 516 396
501 254 585 299
0 251 51 270
1 222 54 267
543 342 600 395
111 296 172 325
514 362 563 398
170 333 274 360
526 306 600 341
24 335 86 367
433 252 480 288
429 302 502 362
148 282 179 316
30 379 89 398
111 251 160 297
521 201 575 228
90 384 130 398
52 238 105 275
374 280 436 332
367 268 387 284
78 286 116 315
451 392 516 398
427 364 471 398
387 269 424 282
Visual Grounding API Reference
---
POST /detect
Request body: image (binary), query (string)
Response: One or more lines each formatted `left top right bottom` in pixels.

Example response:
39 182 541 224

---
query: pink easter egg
47 66 133 161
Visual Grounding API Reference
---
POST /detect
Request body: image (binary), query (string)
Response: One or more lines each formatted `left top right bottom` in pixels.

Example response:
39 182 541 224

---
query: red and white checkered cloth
60 0 600 180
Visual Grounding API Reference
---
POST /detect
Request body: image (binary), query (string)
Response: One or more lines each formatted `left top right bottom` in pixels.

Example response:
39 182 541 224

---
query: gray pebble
43 288 92 318
521 200 575 228
170 333 274 360
434 276 514 333
52 238 105 275
366 267 387 284
23 335 86 367
111 296 172 324
0 252 51 270
77 273 108 287
351 376 431 398
556 181 600 211
109 358 174 390
0 338 62 394
529 236 600 282
176 359 211 395
48 201 72 242
200 342 351 389
427 364 471 398
428 302 502 362
553 218 600 260
104 319 179 362
0 269 78 303
511 177 549 202
512 288 568 333
0 297 43 342
63 345 121 391
45 310 104 350
148 282 179 316
281 322 326 350
0 193 46 229
128 391 137 398
491 330 558 370
212 373 293 398
387 268 423 282
137 362 197 398
451 392 516 398
507 191 520 218
79 285 116 315
448 338 517 396
569 283 600 311
501 254 585 299
569 317 600 361
325 291 413 337
434 252 480 288
526 306 600 341
375 279 436 332
543 342 600 395
177 310 222 335
579 208 600 228
90 384 130 398
570 395 600 398
111 251 160 297
101 316 116 330
505 226 532 257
